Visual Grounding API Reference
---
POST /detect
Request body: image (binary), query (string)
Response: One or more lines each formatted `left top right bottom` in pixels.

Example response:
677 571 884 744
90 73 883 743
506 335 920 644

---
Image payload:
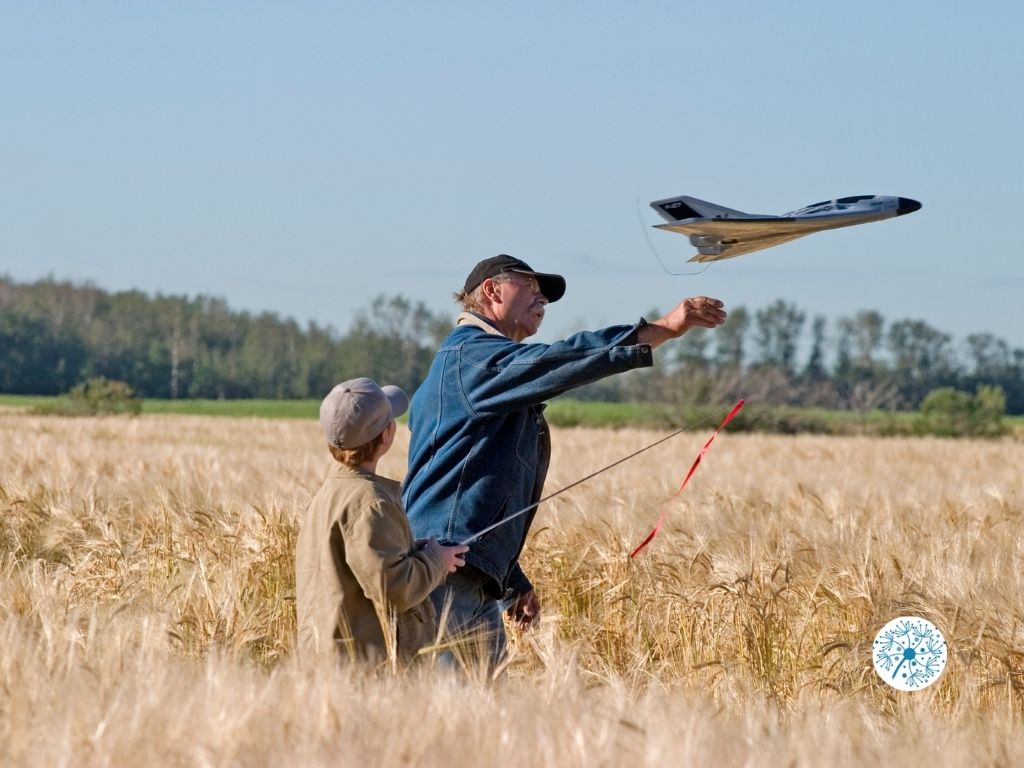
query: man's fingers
518 608 539 628
686 296 726 327
516 594 540 628
505 593 540 628
687 295 722 307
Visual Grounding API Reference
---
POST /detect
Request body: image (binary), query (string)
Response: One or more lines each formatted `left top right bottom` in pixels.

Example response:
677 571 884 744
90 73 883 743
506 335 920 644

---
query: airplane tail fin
650 195 754 222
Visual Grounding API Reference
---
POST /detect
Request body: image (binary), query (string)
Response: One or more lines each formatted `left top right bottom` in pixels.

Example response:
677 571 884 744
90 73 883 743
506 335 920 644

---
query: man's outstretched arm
636 296 727 349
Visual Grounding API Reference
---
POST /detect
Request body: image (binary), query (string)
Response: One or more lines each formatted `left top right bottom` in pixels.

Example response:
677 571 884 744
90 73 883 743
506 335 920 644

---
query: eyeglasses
501 272 542 294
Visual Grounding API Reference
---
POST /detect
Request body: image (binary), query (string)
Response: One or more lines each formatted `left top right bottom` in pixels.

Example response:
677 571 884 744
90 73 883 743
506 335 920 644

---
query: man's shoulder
439 323 513 352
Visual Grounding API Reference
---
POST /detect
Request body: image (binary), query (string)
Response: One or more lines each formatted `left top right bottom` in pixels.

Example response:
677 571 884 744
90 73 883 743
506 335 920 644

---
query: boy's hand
424 539 469 573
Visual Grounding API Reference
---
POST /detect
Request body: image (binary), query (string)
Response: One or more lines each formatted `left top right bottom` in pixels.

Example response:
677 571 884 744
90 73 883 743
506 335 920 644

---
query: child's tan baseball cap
319 378 408 449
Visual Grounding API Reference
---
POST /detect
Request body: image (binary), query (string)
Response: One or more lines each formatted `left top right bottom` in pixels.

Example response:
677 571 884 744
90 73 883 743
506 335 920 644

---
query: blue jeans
430 567 507 668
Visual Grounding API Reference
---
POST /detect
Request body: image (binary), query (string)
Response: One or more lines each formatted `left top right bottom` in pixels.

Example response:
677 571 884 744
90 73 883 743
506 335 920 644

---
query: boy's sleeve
342 497 448 613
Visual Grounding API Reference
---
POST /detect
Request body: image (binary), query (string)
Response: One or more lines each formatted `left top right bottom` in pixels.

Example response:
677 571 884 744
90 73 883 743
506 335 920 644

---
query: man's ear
480 277 503 304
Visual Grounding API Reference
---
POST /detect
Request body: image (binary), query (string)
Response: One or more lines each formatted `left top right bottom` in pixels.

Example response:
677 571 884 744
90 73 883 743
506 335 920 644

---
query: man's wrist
635 320 676 349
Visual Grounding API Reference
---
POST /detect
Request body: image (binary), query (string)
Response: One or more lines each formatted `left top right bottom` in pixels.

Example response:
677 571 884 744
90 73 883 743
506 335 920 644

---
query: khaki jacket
295 463 447 664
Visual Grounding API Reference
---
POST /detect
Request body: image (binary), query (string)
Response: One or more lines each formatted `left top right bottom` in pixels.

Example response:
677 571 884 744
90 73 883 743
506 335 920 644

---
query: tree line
1 276 1021 414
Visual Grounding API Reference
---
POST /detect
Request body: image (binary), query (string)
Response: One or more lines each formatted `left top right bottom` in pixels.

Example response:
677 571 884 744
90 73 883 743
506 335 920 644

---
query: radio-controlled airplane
650 194 921 262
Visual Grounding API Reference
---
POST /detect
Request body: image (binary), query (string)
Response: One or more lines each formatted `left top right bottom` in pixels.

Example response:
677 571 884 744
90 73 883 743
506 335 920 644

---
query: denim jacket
402 313 654 596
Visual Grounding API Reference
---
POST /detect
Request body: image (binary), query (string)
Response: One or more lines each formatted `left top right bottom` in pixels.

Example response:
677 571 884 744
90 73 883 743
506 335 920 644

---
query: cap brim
518 270 566 303
380 385 409 420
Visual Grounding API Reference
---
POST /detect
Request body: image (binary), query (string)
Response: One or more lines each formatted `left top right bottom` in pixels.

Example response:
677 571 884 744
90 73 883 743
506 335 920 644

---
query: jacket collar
327 462 377 480
456 311 507 337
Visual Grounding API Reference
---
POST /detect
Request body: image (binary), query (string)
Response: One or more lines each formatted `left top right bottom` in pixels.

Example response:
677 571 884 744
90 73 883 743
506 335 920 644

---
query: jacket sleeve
342 498 447 613
459 321 654 417
505 560 533 596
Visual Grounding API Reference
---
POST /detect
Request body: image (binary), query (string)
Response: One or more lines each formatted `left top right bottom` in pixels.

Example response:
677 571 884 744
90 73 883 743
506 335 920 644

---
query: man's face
494 271 548 341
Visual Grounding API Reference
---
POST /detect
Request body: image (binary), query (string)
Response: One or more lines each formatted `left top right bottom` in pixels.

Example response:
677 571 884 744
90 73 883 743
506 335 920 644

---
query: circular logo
872 616 947 691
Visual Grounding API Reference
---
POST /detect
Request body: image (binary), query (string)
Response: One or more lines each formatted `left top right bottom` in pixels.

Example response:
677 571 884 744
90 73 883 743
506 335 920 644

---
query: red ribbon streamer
629 399 745 558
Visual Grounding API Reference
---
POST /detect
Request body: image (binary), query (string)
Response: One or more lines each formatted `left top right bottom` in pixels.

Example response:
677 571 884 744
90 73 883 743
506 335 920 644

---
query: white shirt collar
455 312 506 337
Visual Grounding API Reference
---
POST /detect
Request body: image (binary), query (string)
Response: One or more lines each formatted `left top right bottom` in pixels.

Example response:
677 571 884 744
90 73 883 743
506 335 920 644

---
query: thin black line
459 408 723 546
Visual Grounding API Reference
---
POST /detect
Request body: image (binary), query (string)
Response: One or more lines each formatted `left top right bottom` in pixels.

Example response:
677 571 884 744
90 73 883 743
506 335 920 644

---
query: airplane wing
655 216 856 238
655 217 833 262
685 233 807 262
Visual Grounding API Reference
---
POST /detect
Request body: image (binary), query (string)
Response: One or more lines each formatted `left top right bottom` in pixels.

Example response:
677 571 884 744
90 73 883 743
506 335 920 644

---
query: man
402 254 726 662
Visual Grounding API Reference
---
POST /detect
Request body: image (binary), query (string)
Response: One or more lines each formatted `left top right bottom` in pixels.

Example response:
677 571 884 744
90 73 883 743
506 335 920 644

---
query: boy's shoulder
319 464 402 513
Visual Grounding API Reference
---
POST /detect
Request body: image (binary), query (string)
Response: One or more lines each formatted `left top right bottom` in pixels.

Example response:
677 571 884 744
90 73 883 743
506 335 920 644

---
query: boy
295 377 468 664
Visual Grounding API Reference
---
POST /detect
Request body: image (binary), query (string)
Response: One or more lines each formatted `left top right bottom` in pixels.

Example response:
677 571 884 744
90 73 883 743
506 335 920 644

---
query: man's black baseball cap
462 255 566 303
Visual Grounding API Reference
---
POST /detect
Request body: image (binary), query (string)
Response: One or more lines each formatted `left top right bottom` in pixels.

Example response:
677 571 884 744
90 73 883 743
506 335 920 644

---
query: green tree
887 319 957 407
753 300 805 375
332 295 450 394
713 305 749 369
803 315 828 382
916 385 1006 437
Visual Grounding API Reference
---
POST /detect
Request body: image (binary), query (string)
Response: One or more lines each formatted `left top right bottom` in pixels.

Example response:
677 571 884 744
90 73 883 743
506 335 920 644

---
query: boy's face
376 419 397 459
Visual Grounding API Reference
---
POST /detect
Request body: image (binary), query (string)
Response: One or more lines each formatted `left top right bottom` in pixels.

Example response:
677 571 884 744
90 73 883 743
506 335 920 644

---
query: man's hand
506 589 541 630
638 296 727 349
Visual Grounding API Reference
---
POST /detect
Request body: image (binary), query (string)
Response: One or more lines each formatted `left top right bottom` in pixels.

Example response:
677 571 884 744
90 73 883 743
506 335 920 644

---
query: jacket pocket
396 603 435 661
406 601 432 625
484 496 512 529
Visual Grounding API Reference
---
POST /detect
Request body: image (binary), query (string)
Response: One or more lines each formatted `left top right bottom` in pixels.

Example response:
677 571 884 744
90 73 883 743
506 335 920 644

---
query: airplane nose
897 197 922 215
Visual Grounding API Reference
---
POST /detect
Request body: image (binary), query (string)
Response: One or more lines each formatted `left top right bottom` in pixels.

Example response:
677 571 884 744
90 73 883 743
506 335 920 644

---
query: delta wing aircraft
650 194 922 262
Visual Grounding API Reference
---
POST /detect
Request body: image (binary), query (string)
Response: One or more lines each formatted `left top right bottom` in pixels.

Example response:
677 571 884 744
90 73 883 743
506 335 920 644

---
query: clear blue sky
3 2 1023 351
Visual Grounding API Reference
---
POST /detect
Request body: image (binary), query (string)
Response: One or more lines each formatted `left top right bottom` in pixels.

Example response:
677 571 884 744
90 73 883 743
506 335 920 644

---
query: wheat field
1 410 1022 766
